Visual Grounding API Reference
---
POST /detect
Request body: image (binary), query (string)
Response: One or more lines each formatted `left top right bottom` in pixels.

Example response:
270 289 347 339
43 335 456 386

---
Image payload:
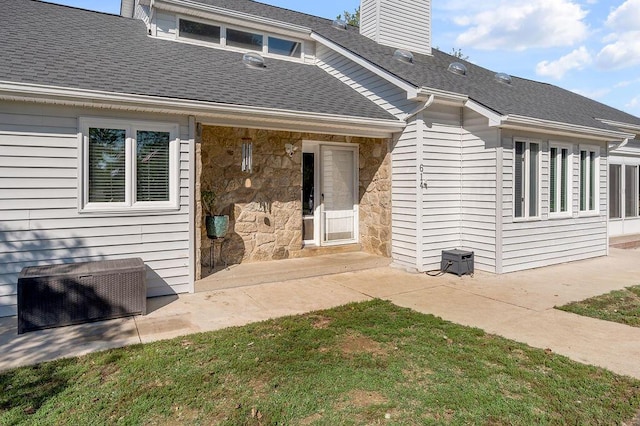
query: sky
42 0 640 116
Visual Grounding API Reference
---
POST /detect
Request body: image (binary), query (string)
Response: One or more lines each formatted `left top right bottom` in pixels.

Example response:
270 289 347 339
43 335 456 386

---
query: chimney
360 0 432 56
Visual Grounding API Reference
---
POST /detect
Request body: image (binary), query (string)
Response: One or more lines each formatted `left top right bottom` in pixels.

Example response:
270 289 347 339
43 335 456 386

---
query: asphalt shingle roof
3 0 640 131
186 0 640 130
0 0 395 121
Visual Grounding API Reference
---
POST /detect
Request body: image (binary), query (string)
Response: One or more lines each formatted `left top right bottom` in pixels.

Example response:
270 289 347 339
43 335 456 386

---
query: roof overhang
466 99 634 142
0 81 404 139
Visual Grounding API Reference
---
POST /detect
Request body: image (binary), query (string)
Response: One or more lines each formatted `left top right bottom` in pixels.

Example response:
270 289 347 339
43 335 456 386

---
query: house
1 0 639 318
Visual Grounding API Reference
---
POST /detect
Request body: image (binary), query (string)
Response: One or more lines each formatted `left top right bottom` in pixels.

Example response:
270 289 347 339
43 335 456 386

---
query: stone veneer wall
196 125 391 278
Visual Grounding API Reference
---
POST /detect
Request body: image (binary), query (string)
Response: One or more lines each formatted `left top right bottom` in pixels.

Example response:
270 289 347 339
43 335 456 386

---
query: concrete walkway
1 248 640 379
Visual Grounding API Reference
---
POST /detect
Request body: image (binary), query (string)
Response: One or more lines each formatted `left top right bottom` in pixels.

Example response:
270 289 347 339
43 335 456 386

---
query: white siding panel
500 131 608 272
0 101 193 317
419 105 462 271
360 0 432 55
316 44 415 118
460 110 498 272
391 120 419 269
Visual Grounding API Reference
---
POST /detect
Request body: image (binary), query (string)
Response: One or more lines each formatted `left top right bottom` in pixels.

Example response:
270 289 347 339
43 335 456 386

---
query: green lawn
2 299 639 425
557 285 640 328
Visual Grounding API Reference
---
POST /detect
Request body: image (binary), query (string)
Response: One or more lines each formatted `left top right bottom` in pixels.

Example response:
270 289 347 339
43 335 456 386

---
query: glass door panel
321 146 357 243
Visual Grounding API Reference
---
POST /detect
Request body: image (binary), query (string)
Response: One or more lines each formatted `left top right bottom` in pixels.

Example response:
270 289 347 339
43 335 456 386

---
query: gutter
465 99 633 142
0 81 405 138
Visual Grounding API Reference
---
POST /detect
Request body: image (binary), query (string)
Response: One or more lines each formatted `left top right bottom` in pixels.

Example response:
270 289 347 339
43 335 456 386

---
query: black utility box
441 250 474 277
18 258 146 334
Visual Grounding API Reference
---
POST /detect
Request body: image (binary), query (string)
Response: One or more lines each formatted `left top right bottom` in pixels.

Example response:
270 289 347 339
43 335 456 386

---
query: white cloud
626 96 640 108
596 31 640 70
536 46 592 78
605 0 640 32
596 1 640 70
453 0 589 51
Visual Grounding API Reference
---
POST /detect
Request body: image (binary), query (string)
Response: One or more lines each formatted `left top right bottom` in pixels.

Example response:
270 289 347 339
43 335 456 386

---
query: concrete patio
1 248 640 380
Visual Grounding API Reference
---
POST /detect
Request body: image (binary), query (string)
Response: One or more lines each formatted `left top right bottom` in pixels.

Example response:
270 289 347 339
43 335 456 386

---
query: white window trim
578 144 600 216
513 138 541 221
78 117 180 214
175 15 306 62
549 141 573 219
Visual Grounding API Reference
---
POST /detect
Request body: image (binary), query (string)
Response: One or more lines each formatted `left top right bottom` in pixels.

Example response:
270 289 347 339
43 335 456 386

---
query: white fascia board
154 0 310 36
501 114 634 142
465 99 501 126
418 87 468 105
595 118 640 136
0 81 405 139
311 32 422 100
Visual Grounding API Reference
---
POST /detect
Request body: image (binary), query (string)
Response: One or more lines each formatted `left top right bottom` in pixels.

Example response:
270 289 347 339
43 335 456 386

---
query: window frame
578 145 600 216
175 16 305 61
78 117 180 213
513 138 541 221
548 142 573 218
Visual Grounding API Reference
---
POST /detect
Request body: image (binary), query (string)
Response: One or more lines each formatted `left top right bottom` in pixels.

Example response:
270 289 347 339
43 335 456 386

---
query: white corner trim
0 81 405 138
310 32 421 100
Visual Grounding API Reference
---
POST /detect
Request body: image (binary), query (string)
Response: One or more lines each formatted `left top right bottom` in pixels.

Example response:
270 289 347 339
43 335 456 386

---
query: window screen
88 128 126 203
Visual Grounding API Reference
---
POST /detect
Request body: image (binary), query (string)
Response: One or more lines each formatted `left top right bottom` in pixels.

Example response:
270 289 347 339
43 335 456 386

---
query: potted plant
201 190 229 239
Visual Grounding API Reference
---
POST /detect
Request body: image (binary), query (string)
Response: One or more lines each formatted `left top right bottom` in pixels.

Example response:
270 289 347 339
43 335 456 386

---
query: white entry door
320 145 358 244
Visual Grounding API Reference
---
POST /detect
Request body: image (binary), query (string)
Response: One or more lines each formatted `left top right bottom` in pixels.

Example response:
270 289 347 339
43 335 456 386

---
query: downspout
401 94 435 122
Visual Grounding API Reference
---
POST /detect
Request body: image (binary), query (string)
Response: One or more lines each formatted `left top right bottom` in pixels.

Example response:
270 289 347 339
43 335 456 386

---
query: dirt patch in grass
310 315 332 329
338 332 388 357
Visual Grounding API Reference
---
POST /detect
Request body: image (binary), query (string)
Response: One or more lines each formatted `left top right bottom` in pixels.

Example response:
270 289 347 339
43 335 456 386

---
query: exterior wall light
242 137 253 173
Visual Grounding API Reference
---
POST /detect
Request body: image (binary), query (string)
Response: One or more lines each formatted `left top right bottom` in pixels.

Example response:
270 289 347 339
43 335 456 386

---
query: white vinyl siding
501 133 607 273
360 0 432 55
460 109 499 272
391 120 419 269
0 102 193 318
419 105 463 271
316 44 414 119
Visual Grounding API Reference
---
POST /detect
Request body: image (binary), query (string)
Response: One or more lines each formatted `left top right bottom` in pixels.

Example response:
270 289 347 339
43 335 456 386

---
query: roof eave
500 115 634 142
0 81 404 139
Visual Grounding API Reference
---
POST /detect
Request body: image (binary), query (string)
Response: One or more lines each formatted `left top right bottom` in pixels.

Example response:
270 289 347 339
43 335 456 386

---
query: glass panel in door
321 146 356 243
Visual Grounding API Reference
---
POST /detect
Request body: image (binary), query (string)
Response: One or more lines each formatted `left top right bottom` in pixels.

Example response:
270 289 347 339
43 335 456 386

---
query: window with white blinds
80 118 179 212
136 131 170 202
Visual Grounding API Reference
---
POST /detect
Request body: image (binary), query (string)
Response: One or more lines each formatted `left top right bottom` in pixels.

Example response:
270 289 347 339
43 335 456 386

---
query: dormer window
176 17 304 61
179 19 220 44
227 28 263 51
268 37 302 58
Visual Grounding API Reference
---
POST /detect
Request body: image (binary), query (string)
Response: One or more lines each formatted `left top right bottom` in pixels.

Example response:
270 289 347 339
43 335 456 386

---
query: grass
1 299 639 425
557 285 640 328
